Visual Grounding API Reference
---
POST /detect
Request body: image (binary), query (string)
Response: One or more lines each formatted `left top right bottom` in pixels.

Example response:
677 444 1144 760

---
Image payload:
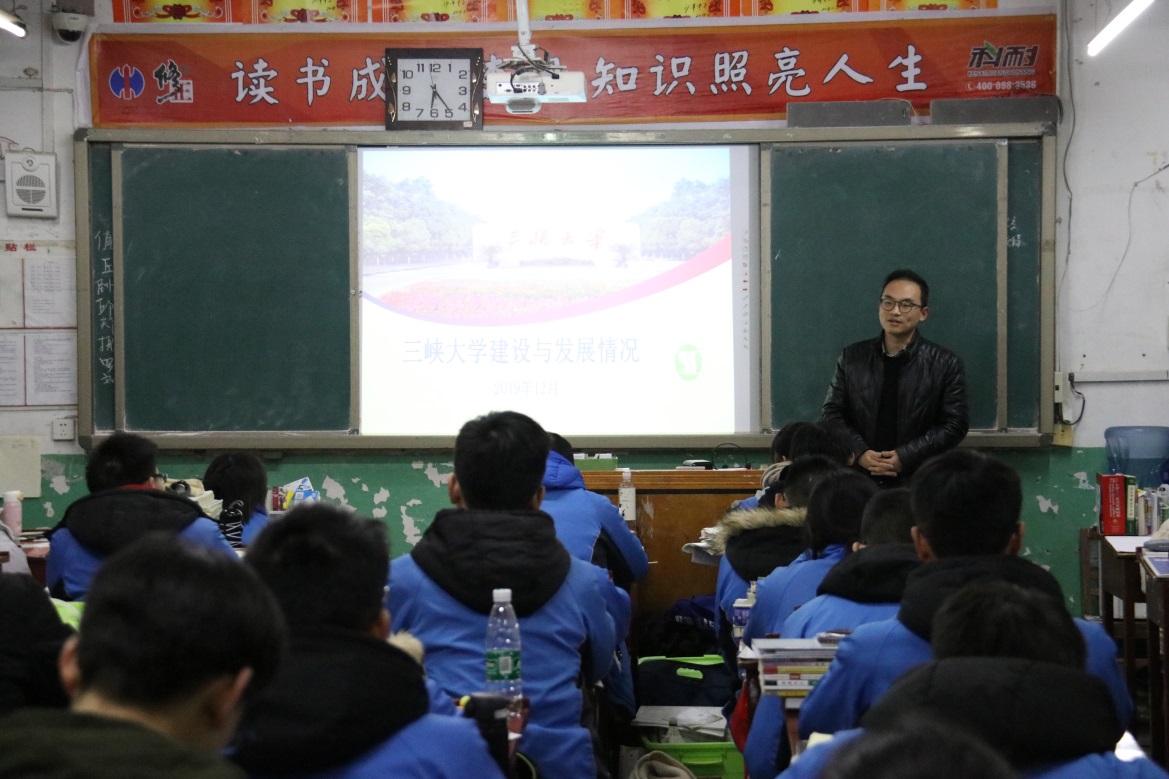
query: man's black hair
76 534 285 707
910 449 1022 557
771 421 814 463
246 503 388 633
883 268 930 308
790 421 854 466
821 716 1017 779
779 455 842 508
548 432 575 463
859 487 915 545
455 410 549 510
805 469 878 556
932 580 1085 669
85 432 158 492
203 452 268 521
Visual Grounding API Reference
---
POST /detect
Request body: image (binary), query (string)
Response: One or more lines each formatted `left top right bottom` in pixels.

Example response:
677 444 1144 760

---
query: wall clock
385 47 485 131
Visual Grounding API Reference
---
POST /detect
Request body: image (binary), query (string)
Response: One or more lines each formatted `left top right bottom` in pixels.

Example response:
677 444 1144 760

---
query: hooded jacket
743 544 921 779
798 555 1133 738
822 332 968 479
231 626 502 779
780 658 1163 779
712 505 807 640
388 508 618 779
541 451 649 591
46 487 235 600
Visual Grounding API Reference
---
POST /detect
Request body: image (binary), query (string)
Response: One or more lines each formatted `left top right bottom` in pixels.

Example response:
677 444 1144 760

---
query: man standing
822 269 968 485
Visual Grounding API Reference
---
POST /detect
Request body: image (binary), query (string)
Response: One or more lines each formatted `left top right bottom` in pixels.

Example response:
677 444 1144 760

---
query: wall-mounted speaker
6 152 59 219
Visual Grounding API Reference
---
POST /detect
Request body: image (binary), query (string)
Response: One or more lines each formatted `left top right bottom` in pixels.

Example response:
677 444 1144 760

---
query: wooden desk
1100 534 1149 697
0 550 8 564
1141 554 1169 766
583 469 761 620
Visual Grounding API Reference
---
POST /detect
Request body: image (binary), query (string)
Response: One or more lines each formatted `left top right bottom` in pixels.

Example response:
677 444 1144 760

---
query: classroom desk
1100 534 1150 698
583 469 761 621
0 550 8 564
1141 553 1169 766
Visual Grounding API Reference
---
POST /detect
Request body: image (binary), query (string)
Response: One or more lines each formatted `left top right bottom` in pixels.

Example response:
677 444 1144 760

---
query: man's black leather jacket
821 332 969 478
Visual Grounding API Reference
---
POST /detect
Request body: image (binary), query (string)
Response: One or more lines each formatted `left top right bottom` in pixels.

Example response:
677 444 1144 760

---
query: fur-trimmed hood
708 506 806 555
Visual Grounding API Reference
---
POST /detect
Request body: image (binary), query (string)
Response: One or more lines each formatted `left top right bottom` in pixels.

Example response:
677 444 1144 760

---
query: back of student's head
203 452 268 520
85 432 158 492
789 422 853 466
805 470 879 555
860 488 915 545
821 717 1017 779
76 534 284 707
455 411 549 510
246 503 388 633
931 580 1085 668
771 421 814 463
911 449 1022 557
548 432 575 463
779 455 842 508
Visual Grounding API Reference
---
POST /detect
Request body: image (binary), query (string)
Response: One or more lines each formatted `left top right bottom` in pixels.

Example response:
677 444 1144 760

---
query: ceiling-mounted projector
485 69 587 114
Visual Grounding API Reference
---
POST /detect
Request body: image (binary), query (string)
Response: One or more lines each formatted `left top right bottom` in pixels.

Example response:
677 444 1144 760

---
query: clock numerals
386 48 483 130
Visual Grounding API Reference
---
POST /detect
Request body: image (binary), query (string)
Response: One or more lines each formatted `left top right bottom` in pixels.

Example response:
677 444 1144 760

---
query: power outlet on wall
51 417 75 441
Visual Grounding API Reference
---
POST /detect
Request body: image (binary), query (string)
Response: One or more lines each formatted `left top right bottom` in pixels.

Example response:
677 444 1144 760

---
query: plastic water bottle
486 588 522 730
618 468 636 527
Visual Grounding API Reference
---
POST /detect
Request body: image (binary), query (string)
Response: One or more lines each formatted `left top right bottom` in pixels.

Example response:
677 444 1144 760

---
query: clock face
386 48 484 131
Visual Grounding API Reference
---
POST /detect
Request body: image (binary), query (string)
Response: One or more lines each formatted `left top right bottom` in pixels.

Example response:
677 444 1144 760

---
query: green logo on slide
675 345 702 381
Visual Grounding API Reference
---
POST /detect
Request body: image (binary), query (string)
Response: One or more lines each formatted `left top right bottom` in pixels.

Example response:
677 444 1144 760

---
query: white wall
0 0 1166 453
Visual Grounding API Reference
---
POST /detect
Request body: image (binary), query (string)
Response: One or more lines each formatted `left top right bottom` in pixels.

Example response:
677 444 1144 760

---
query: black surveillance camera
51 10 89 43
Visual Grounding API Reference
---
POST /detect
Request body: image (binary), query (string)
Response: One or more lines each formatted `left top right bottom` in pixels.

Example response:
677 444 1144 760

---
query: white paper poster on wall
0 436 42 497
0 334 24 406
24 255 76 328
25 332 76 405
0 258 21 329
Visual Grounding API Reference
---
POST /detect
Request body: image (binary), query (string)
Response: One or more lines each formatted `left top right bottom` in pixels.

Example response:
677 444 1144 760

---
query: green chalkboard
768 139 1041 432
114 146 352 432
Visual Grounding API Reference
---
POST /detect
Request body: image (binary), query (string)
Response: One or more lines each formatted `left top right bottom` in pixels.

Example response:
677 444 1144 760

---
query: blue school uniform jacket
743 545 848 646
232 626 503 779
798 556 1133 739
745 543 920 779
388 508 618 779
779 658 1166 779
46 487 235 601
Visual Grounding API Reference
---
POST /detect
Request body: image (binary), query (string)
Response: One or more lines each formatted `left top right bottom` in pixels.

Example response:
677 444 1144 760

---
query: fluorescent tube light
0 7 27 36
1087 0 1155 55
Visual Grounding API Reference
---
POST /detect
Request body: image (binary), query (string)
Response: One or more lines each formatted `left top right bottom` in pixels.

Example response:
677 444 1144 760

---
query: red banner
90 14 1055 127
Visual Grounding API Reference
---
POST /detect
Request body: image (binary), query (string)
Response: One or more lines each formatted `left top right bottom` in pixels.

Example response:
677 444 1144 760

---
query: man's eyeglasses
152 472 168 482
879 297 923 313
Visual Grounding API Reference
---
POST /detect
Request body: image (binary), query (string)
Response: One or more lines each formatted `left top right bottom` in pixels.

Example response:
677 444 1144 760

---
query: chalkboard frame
75 125 1054 450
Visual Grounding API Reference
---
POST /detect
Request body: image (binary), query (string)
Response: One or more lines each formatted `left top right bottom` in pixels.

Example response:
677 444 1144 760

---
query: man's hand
860 449 902 476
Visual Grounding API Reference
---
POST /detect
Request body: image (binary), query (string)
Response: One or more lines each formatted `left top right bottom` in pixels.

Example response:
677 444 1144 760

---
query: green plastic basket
639 739 744 779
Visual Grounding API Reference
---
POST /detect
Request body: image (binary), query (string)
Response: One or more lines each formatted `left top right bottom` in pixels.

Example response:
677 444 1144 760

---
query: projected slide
359 146 752 437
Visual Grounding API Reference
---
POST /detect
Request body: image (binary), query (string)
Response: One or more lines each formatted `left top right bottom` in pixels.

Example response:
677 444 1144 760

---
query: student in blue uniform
203 452 271 547
388 411 618 779
797 449 1132 739
232 503 504 779
47 432 234 600
779 581 1168 779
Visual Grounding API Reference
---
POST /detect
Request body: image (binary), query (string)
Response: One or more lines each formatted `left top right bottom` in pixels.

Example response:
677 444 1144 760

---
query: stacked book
752 638 838 698
1098 473 1169 535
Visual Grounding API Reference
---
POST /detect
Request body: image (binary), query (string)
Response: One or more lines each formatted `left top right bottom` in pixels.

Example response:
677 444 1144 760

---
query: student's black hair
85 432 158 492
859 487 915 546
910 449 1022 557
883 268 930 308
771 421 814 463
789 422 853 466
932 580 1085 668
246 503 388 633
548 432 575 463
76 534 285 707
454 410 549 510
805 469 878 556
203 452 269 525
820 716 1017 779
779 455 842 509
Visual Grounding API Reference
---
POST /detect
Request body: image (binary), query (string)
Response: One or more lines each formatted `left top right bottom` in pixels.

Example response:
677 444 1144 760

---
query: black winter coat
822 332 968 478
